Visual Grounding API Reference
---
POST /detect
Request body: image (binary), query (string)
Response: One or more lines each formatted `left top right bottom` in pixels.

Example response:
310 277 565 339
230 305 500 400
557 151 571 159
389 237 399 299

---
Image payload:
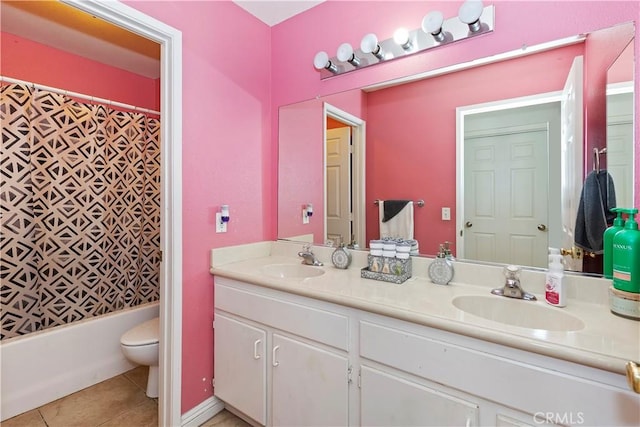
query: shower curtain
0 84 161 340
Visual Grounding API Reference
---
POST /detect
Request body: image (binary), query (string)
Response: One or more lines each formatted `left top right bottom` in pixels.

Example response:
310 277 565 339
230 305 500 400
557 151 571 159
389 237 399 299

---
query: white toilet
120 317 159 398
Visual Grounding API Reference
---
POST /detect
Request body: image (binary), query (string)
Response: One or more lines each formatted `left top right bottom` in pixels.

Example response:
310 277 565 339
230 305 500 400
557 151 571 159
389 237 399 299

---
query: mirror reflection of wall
278 22 637 276
606 39 635 210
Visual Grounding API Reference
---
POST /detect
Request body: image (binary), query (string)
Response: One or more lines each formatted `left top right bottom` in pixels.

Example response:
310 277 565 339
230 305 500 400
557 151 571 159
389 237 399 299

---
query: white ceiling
232 1 325 26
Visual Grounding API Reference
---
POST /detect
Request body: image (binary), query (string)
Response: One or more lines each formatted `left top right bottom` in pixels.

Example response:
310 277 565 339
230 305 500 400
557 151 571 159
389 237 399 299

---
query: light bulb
422 11 445 42
313 51 338 73
393 28 412 50
458 0 484 32
337 43 361 66
360 33 384 59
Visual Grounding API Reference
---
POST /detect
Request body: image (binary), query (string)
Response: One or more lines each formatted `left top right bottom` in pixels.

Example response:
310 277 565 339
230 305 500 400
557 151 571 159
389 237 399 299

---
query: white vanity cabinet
214 278 351 427
213 276 639 427
358 316 638 426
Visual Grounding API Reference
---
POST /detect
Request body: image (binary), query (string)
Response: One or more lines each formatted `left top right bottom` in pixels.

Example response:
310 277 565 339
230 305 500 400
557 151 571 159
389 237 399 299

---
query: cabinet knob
537 224 547 231
627 361 640 393
465 221 473 228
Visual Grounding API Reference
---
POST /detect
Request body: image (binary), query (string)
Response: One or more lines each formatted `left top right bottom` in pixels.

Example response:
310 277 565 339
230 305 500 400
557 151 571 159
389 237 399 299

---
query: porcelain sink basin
452 295 585 331
262 263 325 279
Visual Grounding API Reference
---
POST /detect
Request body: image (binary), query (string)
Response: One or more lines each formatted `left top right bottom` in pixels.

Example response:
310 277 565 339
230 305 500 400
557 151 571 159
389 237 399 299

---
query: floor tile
200 409 253 427
98 398 157 427
123 365 148 392
1 409 47 427
38 375 148 427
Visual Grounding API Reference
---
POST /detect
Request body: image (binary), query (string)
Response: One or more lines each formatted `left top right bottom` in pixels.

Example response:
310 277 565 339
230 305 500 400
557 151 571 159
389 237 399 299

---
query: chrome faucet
491 265 537 301
298 244 323 266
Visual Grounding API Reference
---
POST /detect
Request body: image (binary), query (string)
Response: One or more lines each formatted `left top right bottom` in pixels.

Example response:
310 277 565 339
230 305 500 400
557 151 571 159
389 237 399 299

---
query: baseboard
181 396 224 427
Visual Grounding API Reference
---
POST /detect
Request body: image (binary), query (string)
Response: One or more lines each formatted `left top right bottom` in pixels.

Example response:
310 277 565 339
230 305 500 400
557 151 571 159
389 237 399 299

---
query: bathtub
0 302 160 421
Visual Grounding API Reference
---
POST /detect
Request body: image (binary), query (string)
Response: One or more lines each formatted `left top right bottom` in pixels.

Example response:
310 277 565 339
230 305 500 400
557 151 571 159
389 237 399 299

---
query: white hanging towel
379 200 414 240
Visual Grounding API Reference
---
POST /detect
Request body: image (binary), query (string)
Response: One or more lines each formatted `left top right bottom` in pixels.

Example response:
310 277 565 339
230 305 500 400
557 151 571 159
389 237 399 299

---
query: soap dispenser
603 208 625 279
428 244 454 285
612 208 640 293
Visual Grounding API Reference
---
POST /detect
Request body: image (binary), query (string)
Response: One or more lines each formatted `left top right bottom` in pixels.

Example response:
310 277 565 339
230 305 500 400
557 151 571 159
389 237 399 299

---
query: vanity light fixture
360 33 385 60
393 28 413 50
313 51 338 73
314 1 494 79
422 11 446 42
458 0 484 33
337 43 361 67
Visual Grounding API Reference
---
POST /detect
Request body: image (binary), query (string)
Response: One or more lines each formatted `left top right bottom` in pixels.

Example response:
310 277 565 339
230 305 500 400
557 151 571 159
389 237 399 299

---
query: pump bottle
603 208 625 279
612 208 640 293
545 250 566 307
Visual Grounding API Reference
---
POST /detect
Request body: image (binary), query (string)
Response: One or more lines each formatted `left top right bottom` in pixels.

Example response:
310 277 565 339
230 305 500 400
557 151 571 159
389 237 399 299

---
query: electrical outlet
216 213 227 233
442 207 451 221
302 209 310 224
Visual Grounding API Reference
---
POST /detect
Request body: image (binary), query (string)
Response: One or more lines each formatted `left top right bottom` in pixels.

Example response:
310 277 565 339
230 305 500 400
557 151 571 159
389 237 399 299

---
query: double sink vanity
210 240 640 426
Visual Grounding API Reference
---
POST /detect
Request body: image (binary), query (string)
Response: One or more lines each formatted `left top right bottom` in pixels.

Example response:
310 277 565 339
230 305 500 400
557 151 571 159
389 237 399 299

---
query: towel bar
374 199 424 208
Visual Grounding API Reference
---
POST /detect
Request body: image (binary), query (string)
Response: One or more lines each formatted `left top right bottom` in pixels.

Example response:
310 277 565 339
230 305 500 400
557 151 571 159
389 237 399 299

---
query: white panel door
464 128 549 268
213 314 267 425
271 333 349 427
360 365 479 426
560 56 584 271
326 127 351 246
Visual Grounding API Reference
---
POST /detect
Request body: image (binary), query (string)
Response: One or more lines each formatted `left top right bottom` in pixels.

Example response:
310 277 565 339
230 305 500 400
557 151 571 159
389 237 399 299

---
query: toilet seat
121 317 159 346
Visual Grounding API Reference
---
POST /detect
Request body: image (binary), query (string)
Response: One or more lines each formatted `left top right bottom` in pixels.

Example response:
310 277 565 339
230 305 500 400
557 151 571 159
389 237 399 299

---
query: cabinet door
214 313 267 425
361 365 479 427
271 333 349 426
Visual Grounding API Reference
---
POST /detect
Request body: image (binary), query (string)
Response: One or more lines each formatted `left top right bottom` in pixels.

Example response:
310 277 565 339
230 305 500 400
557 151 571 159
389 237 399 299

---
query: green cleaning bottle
612 208 640 293
603 208 625 279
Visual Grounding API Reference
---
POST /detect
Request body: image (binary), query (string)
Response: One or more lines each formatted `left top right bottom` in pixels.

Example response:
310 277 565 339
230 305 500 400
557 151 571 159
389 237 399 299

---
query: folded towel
575 170 617 254
379 200 414 240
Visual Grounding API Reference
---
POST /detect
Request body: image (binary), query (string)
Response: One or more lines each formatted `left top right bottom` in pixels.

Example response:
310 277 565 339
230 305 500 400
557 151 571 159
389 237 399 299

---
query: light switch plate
442 207 451 221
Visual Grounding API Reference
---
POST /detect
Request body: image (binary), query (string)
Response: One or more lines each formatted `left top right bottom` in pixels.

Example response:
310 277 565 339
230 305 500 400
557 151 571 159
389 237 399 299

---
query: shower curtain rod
0 75 161 116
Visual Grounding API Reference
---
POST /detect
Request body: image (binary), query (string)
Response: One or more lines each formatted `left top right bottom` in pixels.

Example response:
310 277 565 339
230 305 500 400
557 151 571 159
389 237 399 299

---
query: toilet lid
121 317 159 346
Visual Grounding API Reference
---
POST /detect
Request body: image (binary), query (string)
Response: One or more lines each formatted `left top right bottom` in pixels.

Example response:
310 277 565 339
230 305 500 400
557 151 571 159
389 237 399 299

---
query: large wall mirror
278 22 636 275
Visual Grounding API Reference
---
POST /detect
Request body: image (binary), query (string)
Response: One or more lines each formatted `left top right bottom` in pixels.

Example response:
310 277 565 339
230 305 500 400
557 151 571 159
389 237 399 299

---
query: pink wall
122 0 272 413
365 44 584 256
1 32 159 111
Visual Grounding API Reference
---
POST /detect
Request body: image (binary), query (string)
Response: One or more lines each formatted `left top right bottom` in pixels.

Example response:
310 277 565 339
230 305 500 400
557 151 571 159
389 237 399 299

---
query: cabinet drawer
360 320 639 426
361 365 479 426
216 281 349 350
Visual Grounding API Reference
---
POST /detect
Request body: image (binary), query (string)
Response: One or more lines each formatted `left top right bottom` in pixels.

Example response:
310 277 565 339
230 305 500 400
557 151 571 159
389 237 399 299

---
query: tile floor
1 366 250 427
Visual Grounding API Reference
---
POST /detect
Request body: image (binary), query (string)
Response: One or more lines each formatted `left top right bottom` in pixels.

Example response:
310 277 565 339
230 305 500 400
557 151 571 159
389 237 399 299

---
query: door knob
627 361 640 393
561 247 583 259
465 221 473 228
537 224 547 231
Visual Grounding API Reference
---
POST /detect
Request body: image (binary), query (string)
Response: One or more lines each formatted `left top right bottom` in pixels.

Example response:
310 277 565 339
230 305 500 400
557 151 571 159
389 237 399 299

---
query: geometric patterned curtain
0 84 161 340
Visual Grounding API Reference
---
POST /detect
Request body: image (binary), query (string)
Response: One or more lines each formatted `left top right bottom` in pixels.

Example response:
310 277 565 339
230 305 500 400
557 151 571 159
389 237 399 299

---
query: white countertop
210 241 640 375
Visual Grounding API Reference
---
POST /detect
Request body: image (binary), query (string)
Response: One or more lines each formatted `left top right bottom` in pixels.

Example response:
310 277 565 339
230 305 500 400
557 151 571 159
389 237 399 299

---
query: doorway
324 104 366 248
59 1 183 425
